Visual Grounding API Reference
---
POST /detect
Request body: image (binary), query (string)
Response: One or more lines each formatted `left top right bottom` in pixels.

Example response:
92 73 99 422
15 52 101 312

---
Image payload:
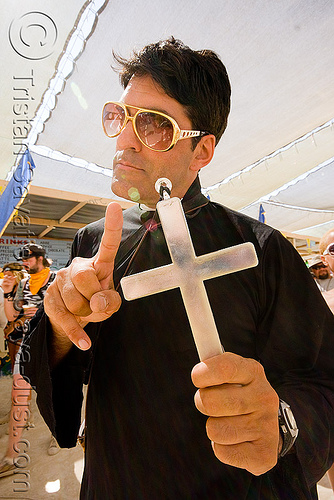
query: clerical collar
138 177 209 224
139 203 155 212
139 177 208 211
177 176 209 215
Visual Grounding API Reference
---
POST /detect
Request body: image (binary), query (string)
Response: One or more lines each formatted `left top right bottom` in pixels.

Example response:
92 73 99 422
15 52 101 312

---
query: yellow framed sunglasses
102 101 208 152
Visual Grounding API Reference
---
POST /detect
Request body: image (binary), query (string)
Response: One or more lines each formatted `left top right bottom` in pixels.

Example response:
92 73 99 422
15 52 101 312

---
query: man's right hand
44 202 123 351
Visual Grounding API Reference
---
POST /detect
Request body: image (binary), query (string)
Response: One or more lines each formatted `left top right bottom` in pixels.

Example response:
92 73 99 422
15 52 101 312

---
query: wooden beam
29 218 84 230
59 201 87 224
38 226 55 238
281 230 320 243
0 180 134 209
29 185 134 209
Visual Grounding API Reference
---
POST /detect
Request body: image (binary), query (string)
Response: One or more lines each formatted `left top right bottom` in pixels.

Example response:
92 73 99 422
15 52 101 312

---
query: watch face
283 406 298 439
279 400 299 457
284 407 296 429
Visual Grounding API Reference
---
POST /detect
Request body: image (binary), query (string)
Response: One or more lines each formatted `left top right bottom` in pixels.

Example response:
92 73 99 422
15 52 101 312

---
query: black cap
18 243 46 260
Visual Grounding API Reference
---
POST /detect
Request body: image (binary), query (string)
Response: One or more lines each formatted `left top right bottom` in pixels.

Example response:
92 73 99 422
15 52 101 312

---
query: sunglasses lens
19 249 30 259
328 243 334 255
102 103 176 151
313 264 326 270
136 112 174 151
103 103 125 137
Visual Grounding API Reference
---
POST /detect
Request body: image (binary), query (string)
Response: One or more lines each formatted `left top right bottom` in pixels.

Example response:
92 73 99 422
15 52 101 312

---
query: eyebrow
122 102 175 118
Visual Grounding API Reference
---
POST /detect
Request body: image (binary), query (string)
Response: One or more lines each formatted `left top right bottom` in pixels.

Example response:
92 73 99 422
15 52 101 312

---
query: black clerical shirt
21 178 334 499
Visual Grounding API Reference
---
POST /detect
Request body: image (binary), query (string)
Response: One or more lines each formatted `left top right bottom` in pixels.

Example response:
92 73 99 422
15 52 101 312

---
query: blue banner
258 203 266 224
0 149 36 237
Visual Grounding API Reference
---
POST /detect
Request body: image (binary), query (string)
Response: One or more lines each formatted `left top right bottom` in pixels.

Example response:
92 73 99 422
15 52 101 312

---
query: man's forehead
119 75 190 126
121 74 165 97
120 75 175 111
325 237 334 248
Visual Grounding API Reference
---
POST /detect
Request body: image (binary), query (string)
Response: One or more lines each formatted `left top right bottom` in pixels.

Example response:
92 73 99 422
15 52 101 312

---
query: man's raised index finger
94 202 123 275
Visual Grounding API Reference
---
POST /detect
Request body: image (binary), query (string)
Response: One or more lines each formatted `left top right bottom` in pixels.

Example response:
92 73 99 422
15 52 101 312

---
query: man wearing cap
0 244 57 478
319 228 334 314
308 254 334 292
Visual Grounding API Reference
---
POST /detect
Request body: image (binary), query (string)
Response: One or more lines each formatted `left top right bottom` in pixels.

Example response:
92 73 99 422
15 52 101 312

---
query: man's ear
190 134 216 173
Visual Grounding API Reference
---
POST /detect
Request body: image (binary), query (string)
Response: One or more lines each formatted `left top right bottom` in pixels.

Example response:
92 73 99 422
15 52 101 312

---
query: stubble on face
23 257 42 274
316 268 330 280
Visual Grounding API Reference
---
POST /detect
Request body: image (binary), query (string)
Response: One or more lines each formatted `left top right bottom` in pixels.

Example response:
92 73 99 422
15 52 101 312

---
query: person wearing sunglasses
308 255 334 292
319 229 334 315
0 244 58 478
320 230 334 274
19 38 334 500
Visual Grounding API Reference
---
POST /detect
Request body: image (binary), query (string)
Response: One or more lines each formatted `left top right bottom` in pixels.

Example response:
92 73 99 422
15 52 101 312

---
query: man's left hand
191 352 280 476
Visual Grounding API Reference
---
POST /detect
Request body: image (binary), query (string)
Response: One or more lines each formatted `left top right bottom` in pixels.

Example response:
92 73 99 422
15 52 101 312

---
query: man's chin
111 178 131 201
112 178 142 204
111 178 158 207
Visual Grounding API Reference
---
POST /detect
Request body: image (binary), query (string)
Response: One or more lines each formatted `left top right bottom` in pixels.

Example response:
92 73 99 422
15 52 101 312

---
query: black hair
113 37 231 148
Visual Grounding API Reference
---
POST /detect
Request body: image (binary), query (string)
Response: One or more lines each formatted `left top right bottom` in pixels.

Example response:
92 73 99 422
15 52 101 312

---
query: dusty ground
0 375 83 499
0 373 333 500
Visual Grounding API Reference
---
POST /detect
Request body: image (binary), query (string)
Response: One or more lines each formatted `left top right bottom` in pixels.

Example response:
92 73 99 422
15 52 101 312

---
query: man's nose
116 117 141 151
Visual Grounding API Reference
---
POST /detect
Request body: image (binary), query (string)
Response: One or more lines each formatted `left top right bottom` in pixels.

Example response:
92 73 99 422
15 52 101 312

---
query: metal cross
121 195 258 361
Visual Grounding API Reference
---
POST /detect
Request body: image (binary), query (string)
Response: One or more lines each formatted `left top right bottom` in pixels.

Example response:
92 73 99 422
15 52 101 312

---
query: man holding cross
20 38 334 499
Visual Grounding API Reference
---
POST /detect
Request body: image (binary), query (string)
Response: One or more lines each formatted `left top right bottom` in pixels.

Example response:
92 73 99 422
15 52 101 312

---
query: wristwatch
278 399 299 457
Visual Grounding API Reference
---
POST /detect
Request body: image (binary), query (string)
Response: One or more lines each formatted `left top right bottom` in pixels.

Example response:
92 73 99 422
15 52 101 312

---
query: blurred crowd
0 243 58 478
307 228 334 491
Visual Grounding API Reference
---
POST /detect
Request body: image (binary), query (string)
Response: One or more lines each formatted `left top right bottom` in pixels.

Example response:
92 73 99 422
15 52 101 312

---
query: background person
0 266 15 379
0 265 17 329
1 262 29 371
319 228 334 314
318 228 334 493
307 255 334 292
0 269 9 331
0 244 57 478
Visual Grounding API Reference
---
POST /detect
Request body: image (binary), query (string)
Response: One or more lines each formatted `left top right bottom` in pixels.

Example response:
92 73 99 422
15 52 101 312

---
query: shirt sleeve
19 307 94 447
19 227 98 447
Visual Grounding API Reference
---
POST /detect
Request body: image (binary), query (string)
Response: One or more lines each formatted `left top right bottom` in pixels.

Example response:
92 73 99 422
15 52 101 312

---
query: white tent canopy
1 0 334 245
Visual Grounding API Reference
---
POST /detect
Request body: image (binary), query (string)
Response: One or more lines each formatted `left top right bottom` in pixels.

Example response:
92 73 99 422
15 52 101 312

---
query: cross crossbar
121 197 258 360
